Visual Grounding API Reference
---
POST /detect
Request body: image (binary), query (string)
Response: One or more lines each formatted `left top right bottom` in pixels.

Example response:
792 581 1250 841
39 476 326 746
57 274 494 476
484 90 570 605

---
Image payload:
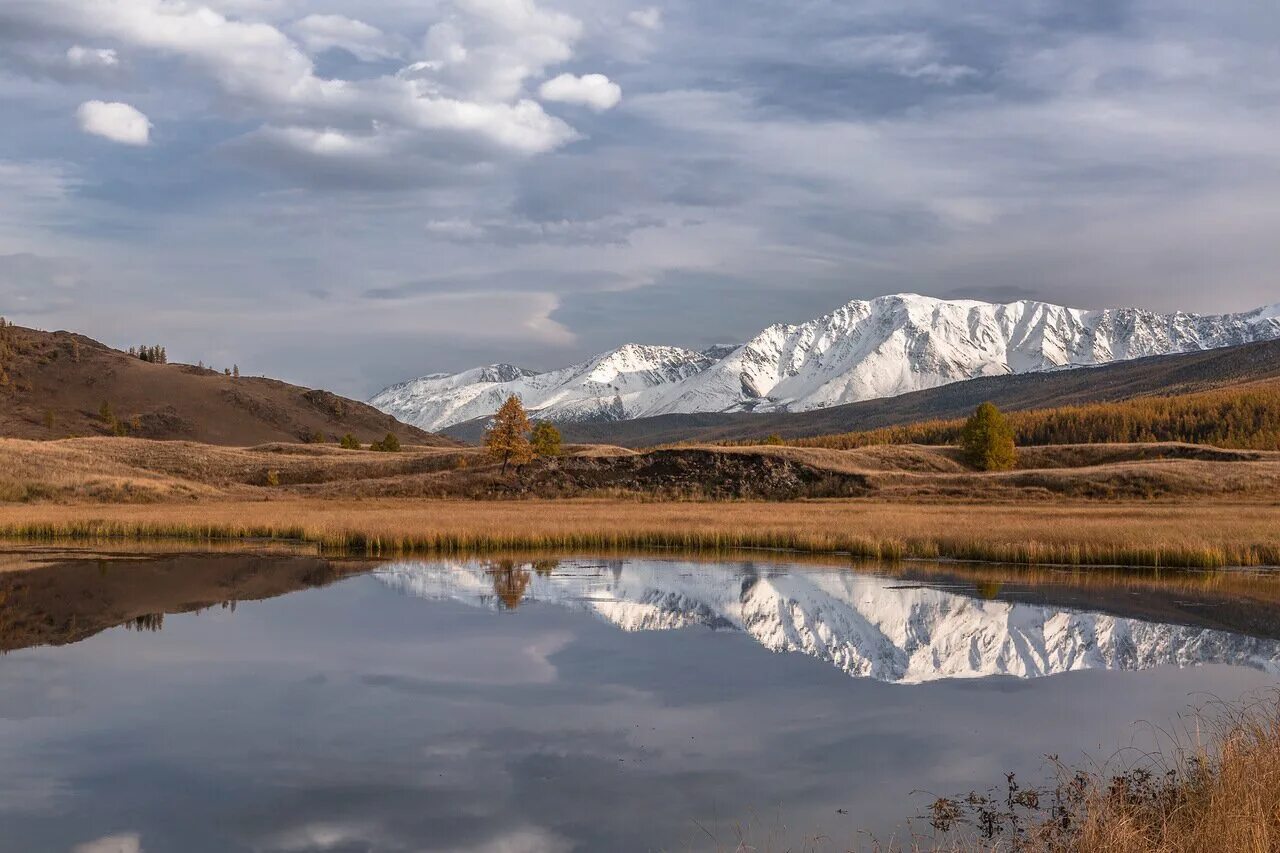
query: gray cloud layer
1 0 1278 396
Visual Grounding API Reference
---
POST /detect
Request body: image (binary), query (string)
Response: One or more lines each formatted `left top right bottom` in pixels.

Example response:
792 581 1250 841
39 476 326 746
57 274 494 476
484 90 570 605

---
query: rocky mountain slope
372 294 1280 431
378 559 1280 684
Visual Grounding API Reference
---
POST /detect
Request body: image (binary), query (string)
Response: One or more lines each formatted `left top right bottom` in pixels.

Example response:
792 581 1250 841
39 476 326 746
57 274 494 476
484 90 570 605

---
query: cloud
3 0 1280 396
72 834 142 853
539 73 622 110
65 45 119 69
75 100 151 145
628 7 663 31
290 14 399 62
5 0 601 165
819 33 977 84
404 0 584 103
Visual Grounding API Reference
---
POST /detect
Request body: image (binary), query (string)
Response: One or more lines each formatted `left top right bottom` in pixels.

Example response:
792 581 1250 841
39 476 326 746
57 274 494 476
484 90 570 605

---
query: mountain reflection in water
378 558 1280 683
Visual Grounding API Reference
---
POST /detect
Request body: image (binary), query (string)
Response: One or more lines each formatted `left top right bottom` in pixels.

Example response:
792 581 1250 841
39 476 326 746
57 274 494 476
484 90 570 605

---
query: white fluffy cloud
406 0 584 103
10 0 606 159
539 73 622 110
76 100 151 145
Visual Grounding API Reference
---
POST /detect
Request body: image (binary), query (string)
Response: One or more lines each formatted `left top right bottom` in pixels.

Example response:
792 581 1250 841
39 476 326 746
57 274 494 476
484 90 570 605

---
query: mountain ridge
372 293 1280 431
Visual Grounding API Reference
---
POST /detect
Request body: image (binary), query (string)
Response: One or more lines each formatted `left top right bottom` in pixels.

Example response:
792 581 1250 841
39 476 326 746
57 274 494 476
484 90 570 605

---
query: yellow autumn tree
485 395 533 473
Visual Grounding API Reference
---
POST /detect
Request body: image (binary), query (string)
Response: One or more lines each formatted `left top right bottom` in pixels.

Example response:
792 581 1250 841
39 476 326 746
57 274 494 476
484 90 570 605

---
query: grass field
3 498 1280 568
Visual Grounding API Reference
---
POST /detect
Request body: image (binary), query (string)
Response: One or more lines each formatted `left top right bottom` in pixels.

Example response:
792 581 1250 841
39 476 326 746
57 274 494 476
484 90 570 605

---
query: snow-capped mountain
372 294 1280 431
376 559 1280 684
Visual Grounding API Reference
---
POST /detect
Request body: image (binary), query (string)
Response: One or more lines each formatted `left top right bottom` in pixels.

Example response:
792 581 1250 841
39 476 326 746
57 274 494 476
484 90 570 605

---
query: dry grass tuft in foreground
915 692 1280 852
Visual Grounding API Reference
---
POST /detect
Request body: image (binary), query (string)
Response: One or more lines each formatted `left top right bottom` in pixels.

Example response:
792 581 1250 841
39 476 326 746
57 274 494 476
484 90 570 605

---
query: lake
3 550 1279 852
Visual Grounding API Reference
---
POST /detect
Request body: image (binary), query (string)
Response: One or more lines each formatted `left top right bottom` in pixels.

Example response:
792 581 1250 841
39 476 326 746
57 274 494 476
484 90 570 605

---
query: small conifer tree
339 433 360 450
530 421 563 457
484 395 533 473
961 402 1017 471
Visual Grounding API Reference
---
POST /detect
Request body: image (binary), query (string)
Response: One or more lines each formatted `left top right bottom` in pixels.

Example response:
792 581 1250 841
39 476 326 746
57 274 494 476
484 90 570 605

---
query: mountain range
376 559 1280 684
371 294 1280 431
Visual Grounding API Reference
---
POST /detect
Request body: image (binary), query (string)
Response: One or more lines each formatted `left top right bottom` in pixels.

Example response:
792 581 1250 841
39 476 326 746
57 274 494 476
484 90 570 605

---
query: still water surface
2 552 1279 851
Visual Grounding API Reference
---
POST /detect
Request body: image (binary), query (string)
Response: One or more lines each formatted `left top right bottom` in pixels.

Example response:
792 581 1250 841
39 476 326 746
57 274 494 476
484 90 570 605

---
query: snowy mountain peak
371 294 1280 431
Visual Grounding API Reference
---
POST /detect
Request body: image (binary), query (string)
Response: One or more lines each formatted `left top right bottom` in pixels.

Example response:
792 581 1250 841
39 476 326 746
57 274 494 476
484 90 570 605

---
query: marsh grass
913 692 1280 852
2 499 1279 569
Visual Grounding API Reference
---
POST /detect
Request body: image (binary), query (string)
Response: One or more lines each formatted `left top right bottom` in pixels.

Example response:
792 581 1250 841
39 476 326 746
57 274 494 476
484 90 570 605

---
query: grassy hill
487 339 1280 447
0 320 452 447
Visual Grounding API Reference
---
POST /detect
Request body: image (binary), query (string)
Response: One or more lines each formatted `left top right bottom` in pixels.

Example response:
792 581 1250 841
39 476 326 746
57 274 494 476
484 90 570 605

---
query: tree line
781 381 1280 452
128 345 167 364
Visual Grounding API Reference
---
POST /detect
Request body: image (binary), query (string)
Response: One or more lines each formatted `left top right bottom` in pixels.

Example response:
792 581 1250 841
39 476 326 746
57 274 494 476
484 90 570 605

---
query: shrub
961 402 1017 471
339 433 360 450
370 433 401 452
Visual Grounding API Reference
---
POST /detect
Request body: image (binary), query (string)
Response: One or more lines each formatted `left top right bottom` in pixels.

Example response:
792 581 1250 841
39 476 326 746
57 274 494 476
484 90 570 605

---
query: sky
1 0 1279 397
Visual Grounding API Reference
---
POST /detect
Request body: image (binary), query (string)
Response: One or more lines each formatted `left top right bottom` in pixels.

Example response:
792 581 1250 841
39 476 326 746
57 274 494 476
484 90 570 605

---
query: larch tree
530 420 563 457
960 401 1017 471
485 395 533 474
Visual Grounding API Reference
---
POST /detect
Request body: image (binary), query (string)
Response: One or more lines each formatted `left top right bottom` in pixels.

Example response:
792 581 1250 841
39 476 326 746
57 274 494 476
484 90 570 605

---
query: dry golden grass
2 498 1280 568
1064 701 1280 852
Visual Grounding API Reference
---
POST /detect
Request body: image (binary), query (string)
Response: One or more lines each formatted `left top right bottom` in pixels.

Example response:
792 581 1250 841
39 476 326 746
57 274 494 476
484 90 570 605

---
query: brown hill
0 321 453 447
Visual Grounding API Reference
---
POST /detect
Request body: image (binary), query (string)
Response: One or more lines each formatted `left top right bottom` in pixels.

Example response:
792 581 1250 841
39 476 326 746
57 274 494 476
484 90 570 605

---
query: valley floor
3 436 1280 568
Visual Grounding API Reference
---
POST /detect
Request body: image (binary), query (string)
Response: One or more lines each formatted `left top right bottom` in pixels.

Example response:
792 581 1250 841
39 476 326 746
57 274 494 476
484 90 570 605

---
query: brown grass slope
0 322 453 446
497 338 1280 447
